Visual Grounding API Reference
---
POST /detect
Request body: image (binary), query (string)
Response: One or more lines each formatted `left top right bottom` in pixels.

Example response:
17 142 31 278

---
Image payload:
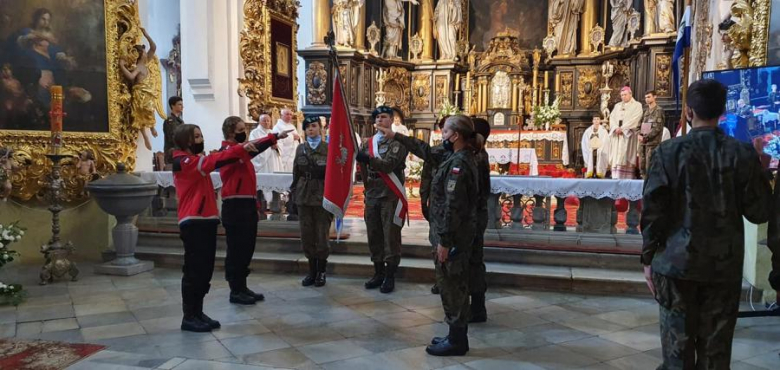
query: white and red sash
369 134 408 227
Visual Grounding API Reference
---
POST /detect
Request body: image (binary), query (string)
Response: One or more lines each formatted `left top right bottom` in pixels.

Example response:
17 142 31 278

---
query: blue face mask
307 136 321 149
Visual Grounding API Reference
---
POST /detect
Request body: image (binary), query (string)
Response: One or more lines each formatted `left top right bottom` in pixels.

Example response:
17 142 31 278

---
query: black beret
303 116 321 129
372 105 394 119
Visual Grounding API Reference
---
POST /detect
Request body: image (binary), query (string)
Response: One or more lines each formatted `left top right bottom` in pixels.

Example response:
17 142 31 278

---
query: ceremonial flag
672 6 692 101
322 68 357 238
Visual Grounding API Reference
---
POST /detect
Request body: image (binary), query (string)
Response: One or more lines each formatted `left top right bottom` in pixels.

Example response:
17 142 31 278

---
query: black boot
195 300 221 329
242 287 265 302
431 284 440 295
181 303 212 332
426 325 469 356
302 259 317 287
470 293 487 323
364 262 385 289
380 263 397 294
315 259 327 287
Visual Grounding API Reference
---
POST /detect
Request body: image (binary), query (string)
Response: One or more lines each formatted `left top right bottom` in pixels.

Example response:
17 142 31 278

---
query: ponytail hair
444 115 484 153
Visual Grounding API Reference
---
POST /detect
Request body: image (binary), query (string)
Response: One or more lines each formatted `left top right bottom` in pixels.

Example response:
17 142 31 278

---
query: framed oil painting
276 42 290 77
0 0 110 132
468 0 548 51
0 0 143 201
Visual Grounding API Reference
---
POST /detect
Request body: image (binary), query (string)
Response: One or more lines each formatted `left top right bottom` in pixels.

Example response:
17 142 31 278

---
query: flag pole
679 0 692 136
325 32 358 145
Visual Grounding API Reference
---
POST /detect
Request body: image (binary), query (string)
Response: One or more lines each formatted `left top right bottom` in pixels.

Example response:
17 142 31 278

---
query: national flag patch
451 167 461 175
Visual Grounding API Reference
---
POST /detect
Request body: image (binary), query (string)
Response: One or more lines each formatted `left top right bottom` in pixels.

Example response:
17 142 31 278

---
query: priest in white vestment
582 116 611 178
250 114 283 208
608 86 644 179
272 109 301 173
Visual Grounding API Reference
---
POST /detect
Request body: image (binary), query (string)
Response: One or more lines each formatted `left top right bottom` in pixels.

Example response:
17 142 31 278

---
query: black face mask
235 132 247 143
442 138 454 152
190 142 205 155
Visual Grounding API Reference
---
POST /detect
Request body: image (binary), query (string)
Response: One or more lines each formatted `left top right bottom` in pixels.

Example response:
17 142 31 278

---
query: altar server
172 124 261 332
582 116 610 178
219 117 289 305
608 86 643 179
356 105 409 294
291 116 332 287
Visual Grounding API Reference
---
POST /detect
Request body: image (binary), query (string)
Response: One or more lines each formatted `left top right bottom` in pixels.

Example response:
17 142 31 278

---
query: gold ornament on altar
367 21 381 57
627 10 642 42
375 68 388 107
589 25 605 55
411 32 424 61
729 0 753 68
542 35 557 60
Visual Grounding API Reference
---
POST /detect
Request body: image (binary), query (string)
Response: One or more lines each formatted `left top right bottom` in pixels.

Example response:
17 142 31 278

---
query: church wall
0 201 112 265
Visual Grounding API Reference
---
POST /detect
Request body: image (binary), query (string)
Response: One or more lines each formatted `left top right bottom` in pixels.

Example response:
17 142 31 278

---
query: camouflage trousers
298 205 333 260
639 144 658 179
364 197 403 265
652 273 741 370
469 232 487 295
436 250 472 328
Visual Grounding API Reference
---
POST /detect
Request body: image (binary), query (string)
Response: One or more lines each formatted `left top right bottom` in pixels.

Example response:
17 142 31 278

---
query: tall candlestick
555 73 560 91
455 74 460 91
50 85 63 133
466 72 471 90
544 71 549 89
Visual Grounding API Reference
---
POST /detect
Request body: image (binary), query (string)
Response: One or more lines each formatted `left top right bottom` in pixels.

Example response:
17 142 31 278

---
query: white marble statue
383 0 419 59
491 71 511 109
608 0 632 47
433 0 462 60
657 0 676 33
333 0 364 48
549 0 585 56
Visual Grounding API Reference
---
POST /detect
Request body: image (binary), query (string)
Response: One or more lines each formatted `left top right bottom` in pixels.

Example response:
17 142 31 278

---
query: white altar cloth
490 176 644 201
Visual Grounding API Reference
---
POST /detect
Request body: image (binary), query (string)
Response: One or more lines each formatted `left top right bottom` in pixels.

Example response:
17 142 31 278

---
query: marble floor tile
603 352 663 370
157 340 233 361
297 338 373 364
742 351 780 370
16 303 74 322
220 333 291 356
464 354 548 370
518 323 594 344
600 329 662 352
325 317 392 338
41 317 80 333
348 301 409 317
594 305 660 329
74 302 129 317
131 303 182 321
211 320 271 340
242 347 319 369
559 337 640 361
513 344 601 369
372 311 435 330
81 322 146 341
77 311 139 329
0 323 16 338
276 326 345 347
166 358 279 370
557 316 628 336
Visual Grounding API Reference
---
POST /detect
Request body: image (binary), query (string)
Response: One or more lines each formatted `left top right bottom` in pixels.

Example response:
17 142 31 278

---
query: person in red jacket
218 116 290 305
172 123 272 332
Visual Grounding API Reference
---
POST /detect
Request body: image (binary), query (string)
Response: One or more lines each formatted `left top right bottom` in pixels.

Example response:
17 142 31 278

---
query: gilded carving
384 67 411 116
0 0 145 201
239 0 300 117
412 74 431 111
607 61 631 105
305 62 327 105
748 0 770 67
559 72 574 108
350 65 359 106
576 67 600 109
654 54 672 97
434 75 448 111
364 65 373 108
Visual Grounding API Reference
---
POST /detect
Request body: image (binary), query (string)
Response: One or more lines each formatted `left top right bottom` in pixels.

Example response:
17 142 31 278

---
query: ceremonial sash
369 134 408 227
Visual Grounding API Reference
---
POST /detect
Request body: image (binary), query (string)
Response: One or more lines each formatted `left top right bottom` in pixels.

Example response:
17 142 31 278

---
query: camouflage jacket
475 149 491 233
641 127 773 283
429 149 478 251
358 136 408 200
419 145 448 221
290 141 327 207
640 105 665 147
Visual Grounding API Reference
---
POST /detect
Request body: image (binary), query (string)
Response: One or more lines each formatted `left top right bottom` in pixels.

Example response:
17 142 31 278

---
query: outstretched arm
142 28 156 57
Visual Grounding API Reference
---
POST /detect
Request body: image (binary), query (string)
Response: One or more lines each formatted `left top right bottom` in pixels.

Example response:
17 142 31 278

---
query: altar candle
544 71 549 89
555 73 560 91
50 85 63 133
455 74 460 91
466 72 471 90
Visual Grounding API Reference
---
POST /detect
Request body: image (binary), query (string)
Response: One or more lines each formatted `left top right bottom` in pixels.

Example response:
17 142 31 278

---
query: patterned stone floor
0 263 778 370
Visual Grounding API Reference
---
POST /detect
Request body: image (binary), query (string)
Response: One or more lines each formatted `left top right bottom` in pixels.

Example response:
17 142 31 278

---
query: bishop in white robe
272 109 301 173
608 87 644 179
582 116 611 178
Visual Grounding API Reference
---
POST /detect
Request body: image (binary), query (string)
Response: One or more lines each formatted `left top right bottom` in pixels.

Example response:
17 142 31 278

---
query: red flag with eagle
322 69 357 232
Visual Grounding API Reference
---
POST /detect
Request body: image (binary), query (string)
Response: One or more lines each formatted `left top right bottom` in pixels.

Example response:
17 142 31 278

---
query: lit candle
50 85 63 133
455 74 460 91
555 73 560 91
544 71 549 89
466 72 471 90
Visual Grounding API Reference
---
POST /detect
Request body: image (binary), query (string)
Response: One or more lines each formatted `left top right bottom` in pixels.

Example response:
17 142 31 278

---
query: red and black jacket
218 134 279 200
172 144 247 225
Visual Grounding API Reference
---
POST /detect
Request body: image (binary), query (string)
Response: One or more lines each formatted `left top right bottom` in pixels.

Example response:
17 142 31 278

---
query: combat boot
364 262 385 289
181 303 212 332
302 259 317 286
431 284 440 294
469 293 487 323
242 287 265 302
315 259 327 287
380 263 397 294
195 300 221 329
426 325 469 356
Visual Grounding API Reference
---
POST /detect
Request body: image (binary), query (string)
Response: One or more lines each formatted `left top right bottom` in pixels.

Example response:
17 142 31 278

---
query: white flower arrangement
0 221 25 306
438 99 462 118
532 98 561 129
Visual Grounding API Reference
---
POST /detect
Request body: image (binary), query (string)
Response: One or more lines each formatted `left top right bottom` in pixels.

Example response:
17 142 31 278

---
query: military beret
302 115 321 129
372 105 394 119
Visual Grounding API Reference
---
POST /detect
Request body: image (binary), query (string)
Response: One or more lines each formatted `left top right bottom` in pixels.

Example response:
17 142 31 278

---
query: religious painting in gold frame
0 0 143 201
275 42 291 77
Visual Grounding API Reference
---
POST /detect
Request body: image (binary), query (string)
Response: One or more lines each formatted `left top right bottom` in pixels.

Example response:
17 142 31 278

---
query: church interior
0 0 779 369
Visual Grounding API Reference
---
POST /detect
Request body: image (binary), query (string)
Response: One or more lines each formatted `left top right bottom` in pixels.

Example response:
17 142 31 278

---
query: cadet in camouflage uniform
425 117 449 295
291 116 332 287
376 115 480 356
641 79 779 370
469 118 491 323
356 106 409 294
638 90 665 179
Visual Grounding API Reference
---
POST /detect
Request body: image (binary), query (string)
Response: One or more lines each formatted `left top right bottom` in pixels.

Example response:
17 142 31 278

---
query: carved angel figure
332 0 364 48
0 148 20 201
728 0 753 68
120 27 166 151
383 0 419 59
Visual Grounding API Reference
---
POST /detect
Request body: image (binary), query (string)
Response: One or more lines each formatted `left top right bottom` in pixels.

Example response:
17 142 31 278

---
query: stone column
355 1 366 50
626 200 641 234
532 195 549 231
311 0 330 48
418 0 435 61
553 196 568 231
510 195 525 229
579 0 599 55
